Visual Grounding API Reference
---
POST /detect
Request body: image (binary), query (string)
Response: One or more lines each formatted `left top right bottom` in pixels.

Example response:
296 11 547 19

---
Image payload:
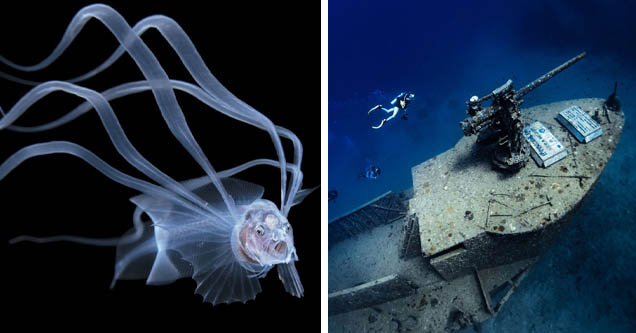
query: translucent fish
0 4 316 305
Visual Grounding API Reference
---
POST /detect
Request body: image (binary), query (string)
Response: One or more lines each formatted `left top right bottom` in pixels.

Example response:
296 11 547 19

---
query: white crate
556 105 603 143
522 121 568 168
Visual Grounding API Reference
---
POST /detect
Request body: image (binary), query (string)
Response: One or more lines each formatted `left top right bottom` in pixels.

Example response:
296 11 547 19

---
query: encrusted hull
328 98 625 332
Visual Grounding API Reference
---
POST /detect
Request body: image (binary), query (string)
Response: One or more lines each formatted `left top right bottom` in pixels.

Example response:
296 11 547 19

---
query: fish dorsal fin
189 177 264 211
291 185 319 207
129 193 175 225
132 176 265 216
223 178 265 206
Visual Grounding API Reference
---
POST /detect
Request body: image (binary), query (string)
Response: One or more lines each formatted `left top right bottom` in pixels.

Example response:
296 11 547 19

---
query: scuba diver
368 92 415 129
361 165 381 180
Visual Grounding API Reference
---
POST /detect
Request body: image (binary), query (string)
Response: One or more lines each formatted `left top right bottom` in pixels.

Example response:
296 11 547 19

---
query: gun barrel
516 52 586 98
460 105 498 136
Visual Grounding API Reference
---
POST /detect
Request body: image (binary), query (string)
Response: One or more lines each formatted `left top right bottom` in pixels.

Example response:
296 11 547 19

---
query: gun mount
460 52 586 171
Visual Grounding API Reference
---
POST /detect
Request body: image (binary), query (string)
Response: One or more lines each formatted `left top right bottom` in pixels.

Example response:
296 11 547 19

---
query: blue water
328 0 636 331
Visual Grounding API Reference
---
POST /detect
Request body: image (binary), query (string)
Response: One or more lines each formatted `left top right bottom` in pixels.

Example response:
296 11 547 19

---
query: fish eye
255 225 265 237
284 224 291 233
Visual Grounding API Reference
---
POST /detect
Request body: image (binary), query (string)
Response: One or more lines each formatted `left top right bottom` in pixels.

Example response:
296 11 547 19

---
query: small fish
361 165 381 180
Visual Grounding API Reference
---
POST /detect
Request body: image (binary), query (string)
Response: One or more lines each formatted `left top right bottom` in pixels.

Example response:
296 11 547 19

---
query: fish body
112 177 302 304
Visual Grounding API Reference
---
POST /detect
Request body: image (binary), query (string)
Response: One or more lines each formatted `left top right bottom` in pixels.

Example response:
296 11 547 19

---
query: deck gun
460 52 586 171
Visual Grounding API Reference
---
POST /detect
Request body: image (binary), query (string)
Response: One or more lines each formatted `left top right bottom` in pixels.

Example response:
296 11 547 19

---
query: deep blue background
329 0 635 331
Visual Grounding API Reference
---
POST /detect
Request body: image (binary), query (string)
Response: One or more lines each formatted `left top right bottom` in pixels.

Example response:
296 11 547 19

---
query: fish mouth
273 241 287 256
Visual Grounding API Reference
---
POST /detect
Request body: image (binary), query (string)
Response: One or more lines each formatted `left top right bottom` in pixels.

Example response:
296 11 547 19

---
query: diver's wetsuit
368 92 414 129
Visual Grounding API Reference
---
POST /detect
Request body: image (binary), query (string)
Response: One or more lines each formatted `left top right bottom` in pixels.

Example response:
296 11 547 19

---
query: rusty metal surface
328 274 417 316
399 214 421 260
328 191 408 248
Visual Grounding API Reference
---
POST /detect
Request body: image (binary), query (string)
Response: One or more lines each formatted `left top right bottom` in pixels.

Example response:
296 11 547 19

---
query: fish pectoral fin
193 261 263 305
277 262 304 298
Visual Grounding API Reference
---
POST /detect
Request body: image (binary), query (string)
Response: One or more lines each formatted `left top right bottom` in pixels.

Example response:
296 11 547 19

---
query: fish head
235 199 296 266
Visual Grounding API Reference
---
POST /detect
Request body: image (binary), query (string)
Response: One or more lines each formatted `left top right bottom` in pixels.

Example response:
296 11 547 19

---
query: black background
0 1 319 329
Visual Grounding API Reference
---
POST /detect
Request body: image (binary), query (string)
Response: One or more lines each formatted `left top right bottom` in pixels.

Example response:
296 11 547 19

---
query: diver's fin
368 104 382 115
372 119 386 129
